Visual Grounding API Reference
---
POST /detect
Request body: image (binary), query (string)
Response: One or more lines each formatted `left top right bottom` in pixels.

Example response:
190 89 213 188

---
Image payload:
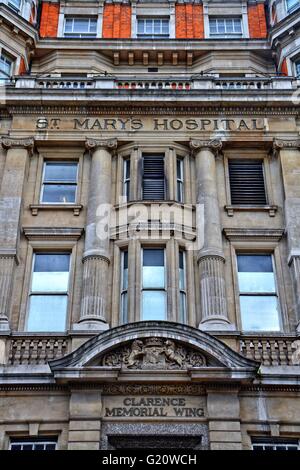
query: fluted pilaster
190 139 235 331
76 139 117 330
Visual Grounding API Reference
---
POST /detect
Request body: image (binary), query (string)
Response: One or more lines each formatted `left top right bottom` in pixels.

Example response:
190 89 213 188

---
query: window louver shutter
229 159 267 205
143 155 165 200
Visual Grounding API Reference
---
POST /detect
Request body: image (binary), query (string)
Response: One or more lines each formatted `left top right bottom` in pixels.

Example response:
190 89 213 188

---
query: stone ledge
29 204 83 216
224 204 278 217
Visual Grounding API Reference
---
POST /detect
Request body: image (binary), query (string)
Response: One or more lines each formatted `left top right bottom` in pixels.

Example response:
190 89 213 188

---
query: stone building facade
0 0 300 451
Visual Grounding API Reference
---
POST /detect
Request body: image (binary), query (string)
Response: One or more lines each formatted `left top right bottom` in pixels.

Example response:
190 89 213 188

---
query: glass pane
237 255 275 293
143 267 165 288
177 158 182 179
73 19 89 32
137 20 144 33
145 20 152 33
143 249 164 266
180 292 186 323
142 291 166 320
42 185 77 203
27 295 67 331
124 159 130 179
32 254 69 292
240 296 281 331
44 163 77 182
226 19 234 33
64 19 72 32
121 292 128 323
218 19 225 33
23 445 33 451
45 444 56 450
177 181 183 202
162 20 169 34
234 18 242 32
89 20 97 33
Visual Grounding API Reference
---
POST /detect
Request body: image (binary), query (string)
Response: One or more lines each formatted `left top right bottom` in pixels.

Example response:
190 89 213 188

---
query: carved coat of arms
102 338 206 370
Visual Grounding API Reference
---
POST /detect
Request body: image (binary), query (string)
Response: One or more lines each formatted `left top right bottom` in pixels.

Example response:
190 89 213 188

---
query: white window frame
252 438 300 450
236 253 282 332
141 247 167 321
286 0 300 14
179 249 187 324
176 157 184 203
120 250 128 324
63 17 98 38
26 252 71 332
40 161 78 205
209 17 243 38
0 51 13 80
9 439 57 451
7 0 22 12
123 158 131 202
137 17 170 39
295 60 300 78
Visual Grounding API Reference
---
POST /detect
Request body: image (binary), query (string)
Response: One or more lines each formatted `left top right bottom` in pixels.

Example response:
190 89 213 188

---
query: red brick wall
281 59 288 76
248 3 267 39
19 57 27 75
176 4 204 39
40 2 59 38
102 4 131 38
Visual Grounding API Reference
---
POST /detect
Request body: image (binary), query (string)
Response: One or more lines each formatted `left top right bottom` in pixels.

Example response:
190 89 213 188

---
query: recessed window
0 52 13 79
27 253 70 332
142 154 165 201
41 162 78 204
176 158 184 203
209 17 242 37
123 158 131 201
252 437 299 450
286 0 300 13
296 60 300 78
228 159 267 205
64 17 97 38
179 250 187 323
137 18 169 39
120 250 128 324
237 254 281 332
10 438 57 451
7 0 21 12
142 248 166 320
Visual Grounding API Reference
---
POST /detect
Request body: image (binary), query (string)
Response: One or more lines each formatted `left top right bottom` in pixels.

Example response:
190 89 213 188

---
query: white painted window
64 17 97 38
137 18 169 38
209 17 242 37
7 0 21 11
142 248 166 320
252 438 300 450
41 162 78 204
296 60 300 77
179 250 187 323
0 52 13 79
120 250 128 324
10 439 57 450
176 157 184 203
27 253 70 332
123 158 131 201
237 254 281 332
286 0 300 13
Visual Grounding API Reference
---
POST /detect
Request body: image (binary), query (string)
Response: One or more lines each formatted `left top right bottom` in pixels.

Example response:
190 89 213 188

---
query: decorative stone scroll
273 138 300 150
1 136 34 151
85 138 118 151
101 338 207 370
189 139 222 153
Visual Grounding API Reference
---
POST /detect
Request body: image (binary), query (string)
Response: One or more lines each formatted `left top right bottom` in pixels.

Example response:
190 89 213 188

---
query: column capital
190 139 222 153
1 136 34 152
273 138 300 151
85 138 118 152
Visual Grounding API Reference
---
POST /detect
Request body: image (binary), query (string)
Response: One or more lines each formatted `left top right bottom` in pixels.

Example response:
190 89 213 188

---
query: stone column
274 139 300 333
190 139 235 331
75 138 117 331
0 137 34 331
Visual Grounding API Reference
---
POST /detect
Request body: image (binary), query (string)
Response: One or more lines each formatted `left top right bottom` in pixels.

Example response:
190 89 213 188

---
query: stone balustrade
8 336 69 365
240 336 297 366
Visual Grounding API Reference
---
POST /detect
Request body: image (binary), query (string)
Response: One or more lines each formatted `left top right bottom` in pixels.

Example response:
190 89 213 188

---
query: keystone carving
85 138 118 151
101 338 207 370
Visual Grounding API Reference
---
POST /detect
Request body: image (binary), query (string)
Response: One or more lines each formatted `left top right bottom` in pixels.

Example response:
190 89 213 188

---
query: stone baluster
0 137 34 331
274 139 300 332
190 139 235 331
75 138 117 331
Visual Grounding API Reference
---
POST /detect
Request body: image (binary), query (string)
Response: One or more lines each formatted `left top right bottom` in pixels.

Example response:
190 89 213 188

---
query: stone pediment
49 322 259 384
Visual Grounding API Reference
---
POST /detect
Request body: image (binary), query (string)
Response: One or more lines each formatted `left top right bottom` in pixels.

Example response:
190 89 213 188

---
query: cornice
23 227 84 241
224 228 285 242
5 105 300 116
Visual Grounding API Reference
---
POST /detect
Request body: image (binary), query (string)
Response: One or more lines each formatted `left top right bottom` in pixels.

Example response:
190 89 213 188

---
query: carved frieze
101 338 207 370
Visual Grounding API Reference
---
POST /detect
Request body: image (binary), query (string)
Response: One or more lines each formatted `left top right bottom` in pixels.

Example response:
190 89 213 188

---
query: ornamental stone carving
189 139 222 152
291 340 300 366
273 139 300 150
85 138 118 151
101 338 207 370
1 137 34 151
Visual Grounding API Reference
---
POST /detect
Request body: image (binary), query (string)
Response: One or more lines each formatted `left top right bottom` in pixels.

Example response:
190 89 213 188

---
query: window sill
225 205 278 217
30 204 83 216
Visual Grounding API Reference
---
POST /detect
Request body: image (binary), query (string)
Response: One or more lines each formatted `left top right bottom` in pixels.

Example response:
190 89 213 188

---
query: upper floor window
228 159 267 205
27 253 70 332
41 162 78 204
252 437 299 450
179 250 187 323
0 52 13 80
286 0 300 13
237 254 281 332
10 438 57 451
123 158 131 202
137 18 169 39
7 0 21 12
64 17 97 38
120 250 128 324
142 154 165 201
209 17 242 37
296 60 300 78
176 158 184 203
142 248 166 321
